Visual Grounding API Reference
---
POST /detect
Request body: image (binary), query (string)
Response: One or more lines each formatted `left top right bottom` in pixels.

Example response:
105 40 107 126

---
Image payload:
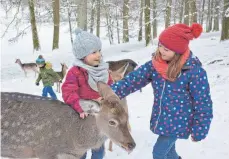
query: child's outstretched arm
61 68 83 113
111 61 153 99
189 67 213 141
36 73 42 84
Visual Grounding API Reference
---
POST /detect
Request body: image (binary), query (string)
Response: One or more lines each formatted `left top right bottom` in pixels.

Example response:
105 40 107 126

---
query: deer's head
15 59 20 64
97 82 135 152
80 81 136 153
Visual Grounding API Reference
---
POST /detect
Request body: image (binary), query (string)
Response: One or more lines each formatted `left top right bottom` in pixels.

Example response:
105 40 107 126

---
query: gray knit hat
72 28 102 59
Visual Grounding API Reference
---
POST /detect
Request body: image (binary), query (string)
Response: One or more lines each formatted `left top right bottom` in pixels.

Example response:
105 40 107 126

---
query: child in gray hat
61 29 113 159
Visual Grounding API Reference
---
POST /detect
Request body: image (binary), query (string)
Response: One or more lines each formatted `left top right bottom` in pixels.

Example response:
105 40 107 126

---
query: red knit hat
159 23 203 54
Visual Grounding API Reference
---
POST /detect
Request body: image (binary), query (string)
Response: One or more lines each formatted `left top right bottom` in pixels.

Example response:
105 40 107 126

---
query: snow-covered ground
1 22 229 159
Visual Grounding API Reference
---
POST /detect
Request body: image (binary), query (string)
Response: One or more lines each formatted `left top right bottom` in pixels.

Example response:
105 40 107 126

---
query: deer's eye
109 120 117 126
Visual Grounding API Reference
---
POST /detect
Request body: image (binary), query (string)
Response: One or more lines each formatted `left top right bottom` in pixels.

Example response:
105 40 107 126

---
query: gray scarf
73 59 109 92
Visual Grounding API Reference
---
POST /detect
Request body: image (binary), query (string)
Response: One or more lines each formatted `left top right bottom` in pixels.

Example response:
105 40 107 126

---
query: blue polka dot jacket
111 52 213 141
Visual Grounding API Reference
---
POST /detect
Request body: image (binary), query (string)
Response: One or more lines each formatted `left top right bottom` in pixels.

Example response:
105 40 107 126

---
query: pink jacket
62 66 113 113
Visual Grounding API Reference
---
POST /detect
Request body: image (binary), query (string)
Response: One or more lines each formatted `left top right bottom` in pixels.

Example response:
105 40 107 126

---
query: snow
1 22 229 159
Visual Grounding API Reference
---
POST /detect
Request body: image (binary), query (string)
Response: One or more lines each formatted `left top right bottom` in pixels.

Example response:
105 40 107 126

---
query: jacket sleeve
111 61 153 99
36 73 42 83
189 67 213 141
61 68 83 113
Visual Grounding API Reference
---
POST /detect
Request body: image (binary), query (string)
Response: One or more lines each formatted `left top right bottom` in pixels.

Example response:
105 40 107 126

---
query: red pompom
190 23 203 38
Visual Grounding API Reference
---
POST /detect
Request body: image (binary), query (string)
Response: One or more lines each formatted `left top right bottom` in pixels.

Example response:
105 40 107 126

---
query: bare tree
190 0 197 23
138 0 144 41
90 0 96 33
77 0 87 30
184 0 190 25
52 0 60 50
123 0 129 43
206 0 212 32
152 0 157 39
145 0 151 46
179 0 185 23
96 0 100 37
213 0 220 31
104 2 114 44
28 0 40 51
220 0 229 41
165 0 172 28
114 0 121 44
66 0 73 45
200 0 205 25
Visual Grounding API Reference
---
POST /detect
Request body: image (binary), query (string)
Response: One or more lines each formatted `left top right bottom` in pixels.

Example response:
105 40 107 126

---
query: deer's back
1 92 104 158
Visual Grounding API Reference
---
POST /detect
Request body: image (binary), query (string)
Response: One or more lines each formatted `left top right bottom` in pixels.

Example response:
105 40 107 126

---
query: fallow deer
55 63 68 93
1 82 136 159
15 59 39 77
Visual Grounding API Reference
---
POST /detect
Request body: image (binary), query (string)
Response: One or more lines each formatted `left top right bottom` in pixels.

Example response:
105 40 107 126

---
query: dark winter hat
36 55 45 64
72 28 102 59
159 23 203 54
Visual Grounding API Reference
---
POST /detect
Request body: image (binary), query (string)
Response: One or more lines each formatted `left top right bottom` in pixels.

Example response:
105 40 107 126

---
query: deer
107 59 142 92
55 63 68 93
107 59 137 77
15 59 39 77
1 82 136 159
107 62 133 152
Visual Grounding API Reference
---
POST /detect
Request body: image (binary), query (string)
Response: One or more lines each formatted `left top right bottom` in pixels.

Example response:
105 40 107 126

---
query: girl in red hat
111 23 213 159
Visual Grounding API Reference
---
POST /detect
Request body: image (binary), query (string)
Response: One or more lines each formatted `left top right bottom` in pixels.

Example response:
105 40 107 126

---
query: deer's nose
127 142 136 150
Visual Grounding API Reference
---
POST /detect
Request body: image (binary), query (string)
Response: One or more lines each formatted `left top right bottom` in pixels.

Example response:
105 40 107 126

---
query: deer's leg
24 70 27 77
108 140 113 152
58 83 60 93
56 83 60 93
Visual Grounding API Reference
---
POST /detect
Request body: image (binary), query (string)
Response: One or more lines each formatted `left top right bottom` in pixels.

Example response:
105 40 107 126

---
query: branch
1 0 22 38
8 25 31 43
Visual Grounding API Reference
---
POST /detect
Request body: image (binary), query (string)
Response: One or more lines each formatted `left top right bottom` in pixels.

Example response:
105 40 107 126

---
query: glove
35 82 39 86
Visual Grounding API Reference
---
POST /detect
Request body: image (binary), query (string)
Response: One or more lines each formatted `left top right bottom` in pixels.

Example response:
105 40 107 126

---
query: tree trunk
209 0 214 30
115 2 120 44
220 0 229 41
165 0 172 28
28 0 40 51
152 0 157 39
90 0 96 33
190 0 197 23
206 0 211 32
77 0 87 30
104 3 113 44
184 0 190 25
213 0 220 31
123 0 129 43
52 0 60 50
200 0 205 25
96 0 100 37
67 6 73 45
179 0 184 23
173 0 178 24
138 0 144 41
145 0 151 46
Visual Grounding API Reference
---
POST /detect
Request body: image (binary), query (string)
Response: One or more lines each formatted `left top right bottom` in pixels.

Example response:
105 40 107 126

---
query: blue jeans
80 144 105 159
42 86 57 100
153 136 179 159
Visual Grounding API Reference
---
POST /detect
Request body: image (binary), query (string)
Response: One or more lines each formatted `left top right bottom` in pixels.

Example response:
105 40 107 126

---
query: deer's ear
114 63 129 79
79 99 101 114
97 82 119 101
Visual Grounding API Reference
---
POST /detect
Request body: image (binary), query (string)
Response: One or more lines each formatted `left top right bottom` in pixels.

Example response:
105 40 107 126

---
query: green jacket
36 66 61 87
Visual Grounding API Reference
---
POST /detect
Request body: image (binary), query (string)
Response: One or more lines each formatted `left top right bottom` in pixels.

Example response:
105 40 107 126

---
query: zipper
154 80 166 132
